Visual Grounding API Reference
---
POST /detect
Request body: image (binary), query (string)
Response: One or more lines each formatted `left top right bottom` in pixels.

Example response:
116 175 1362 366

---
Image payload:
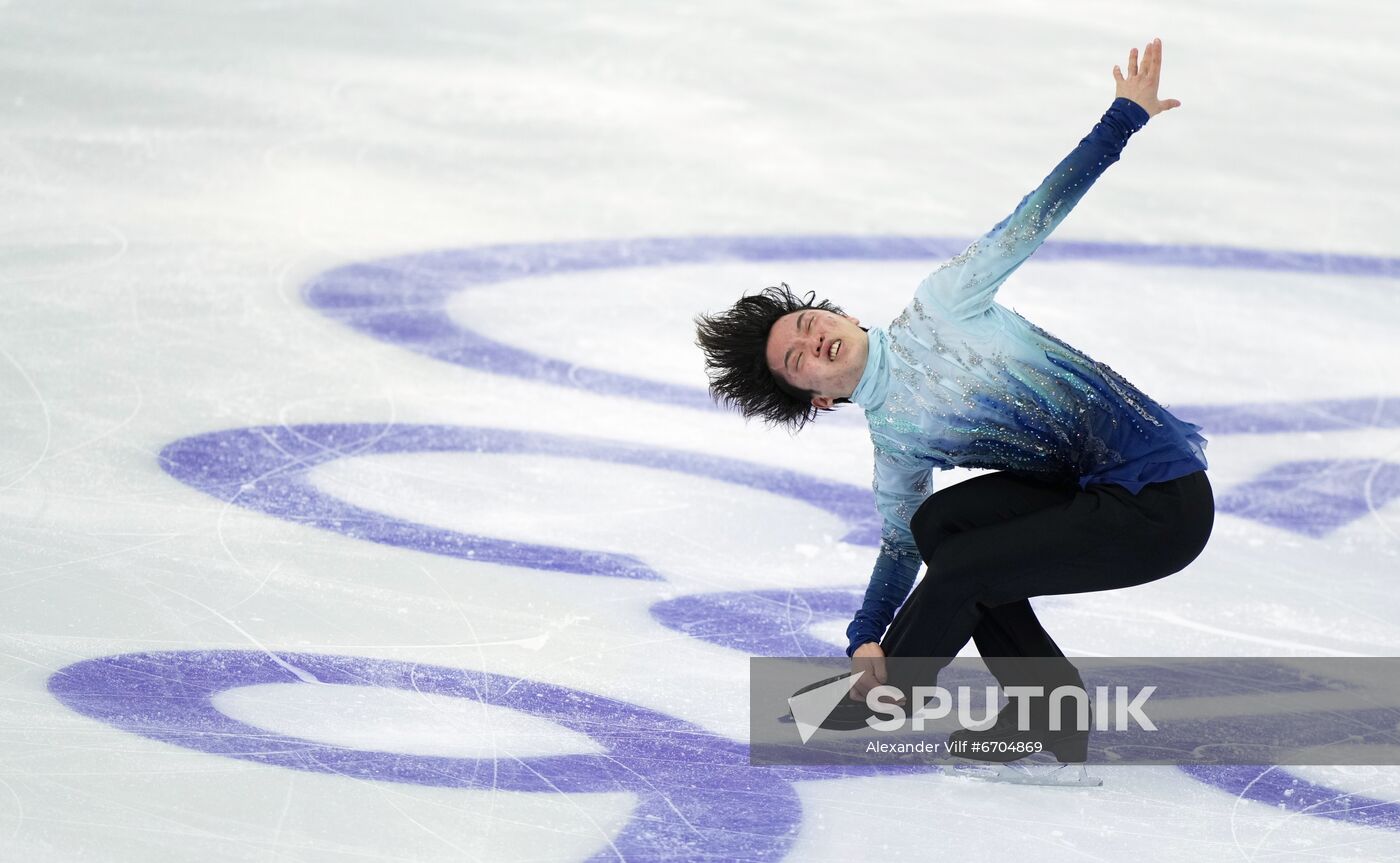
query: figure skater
694 38 1212 777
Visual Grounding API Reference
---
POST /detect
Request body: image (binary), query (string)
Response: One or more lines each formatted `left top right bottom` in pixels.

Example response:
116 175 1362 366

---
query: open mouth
828 339 842 362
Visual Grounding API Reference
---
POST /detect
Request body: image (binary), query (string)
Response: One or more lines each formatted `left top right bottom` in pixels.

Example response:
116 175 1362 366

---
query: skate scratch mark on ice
41 803 268 855
363 742 622 859
1046 835 1113 863
1140 610 1368 657
1229 766 1277 863
0 634 197 713
152 584 322 684
513 756 630 862
0 534 182 596
412 562 512 839
411 663 504 816
0 774 23 841
37 379 144 466
208 562 282 625
267 777 295 862
777 593 822 656
0 345 51 494
408 556 556 819
368 778 483 860
23 725 277 854
300 634 550 651
1362 439 1400 541
1246 774 1400 860
469 649 708 851
211 408 402 618
1085 574 1400 654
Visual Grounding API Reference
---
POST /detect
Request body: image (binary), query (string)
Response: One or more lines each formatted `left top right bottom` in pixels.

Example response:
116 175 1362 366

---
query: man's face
764 307 870 408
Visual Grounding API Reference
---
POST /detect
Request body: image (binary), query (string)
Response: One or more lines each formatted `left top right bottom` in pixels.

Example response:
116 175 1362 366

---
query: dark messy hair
693 283 850 432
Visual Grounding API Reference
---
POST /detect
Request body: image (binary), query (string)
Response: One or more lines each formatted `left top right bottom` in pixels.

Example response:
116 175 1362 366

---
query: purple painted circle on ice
651 588 861 657
47 650 929 860
47 650 800 861
302 235 1400 539
301 234 1400 432
157 423 879 579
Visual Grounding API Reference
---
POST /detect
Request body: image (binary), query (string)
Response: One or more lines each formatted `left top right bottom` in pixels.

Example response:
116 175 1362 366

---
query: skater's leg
889 470 1079 670
893 471 1089 695
971 600 1063 659
883 469 1214 662
893 470 1211 762
908 471 1078 540
971 599 1084 696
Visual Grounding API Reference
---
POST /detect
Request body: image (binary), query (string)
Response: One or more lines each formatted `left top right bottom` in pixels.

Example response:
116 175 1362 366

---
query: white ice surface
2 1 1400 861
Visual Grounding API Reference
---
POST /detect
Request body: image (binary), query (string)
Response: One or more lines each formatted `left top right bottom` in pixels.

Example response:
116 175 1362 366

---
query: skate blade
954 761 1102 788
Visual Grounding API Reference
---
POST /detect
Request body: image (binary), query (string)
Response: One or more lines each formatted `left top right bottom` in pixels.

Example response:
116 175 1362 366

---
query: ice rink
4 1 1400 860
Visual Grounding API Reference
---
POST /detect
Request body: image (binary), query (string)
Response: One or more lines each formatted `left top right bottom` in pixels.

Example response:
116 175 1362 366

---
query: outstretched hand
1113 37 1181 118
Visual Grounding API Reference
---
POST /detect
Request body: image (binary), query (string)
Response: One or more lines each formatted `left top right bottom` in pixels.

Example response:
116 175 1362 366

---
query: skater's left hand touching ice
849 642 904 705
1113 37 1181 117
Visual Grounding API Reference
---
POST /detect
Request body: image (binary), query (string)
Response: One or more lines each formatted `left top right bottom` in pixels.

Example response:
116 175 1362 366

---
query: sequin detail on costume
879 524 922 561
866 296 1199 481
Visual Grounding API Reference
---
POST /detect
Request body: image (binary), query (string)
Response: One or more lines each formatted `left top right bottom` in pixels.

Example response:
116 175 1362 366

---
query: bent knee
910 495 959 561
921 548 978 585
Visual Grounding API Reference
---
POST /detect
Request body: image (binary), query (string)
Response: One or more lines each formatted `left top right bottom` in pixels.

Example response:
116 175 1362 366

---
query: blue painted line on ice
302 234 1400 435
48 650 937 860
157 423 880 577
49 649 1400 837
47 650 806 862
302 235 1400 539
1216 459 1400 537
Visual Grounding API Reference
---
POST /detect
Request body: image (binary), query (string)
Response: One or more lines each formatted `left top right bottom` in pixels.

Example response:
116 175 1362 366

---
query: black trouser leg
879 471 1083 698
882 470 1214 689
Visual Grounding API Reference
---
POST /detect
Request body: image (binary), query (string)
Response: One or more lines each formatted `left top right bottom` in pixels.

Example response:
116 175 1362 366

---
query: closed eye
799 315 818 369
795 312 817 371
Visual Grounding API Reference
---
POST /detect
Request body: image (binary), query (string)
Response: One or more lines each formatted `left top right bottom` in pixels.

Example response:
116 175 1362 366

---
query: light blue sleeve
916 97 1151 321
845 448 933 656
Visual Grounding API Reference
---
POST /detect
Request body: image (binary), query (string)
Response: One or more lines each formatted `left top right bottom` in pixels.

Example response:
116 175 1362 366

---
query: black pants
881 469 1214 694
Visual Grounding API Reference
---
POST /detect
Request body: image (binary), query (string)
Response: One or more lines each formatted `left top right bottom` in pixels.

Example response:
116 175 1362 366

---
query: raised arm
917 38 1179 321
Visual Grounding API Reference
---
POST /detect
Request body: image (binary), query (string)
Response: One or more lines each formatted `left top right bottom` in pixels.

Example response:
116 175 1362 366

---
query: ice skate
946 696 1092 765
785 672 904 732
953 760 1104 788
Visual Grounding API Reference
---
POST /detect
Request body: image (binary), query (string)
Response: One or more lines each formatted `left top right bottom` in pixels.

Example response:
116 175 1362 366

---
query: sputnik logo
786 672 864 743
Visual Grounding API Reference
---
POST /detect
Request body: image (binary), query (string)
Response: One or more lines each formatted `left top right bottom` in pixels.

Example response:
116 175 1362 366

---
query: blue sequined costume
844 97 1208 657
